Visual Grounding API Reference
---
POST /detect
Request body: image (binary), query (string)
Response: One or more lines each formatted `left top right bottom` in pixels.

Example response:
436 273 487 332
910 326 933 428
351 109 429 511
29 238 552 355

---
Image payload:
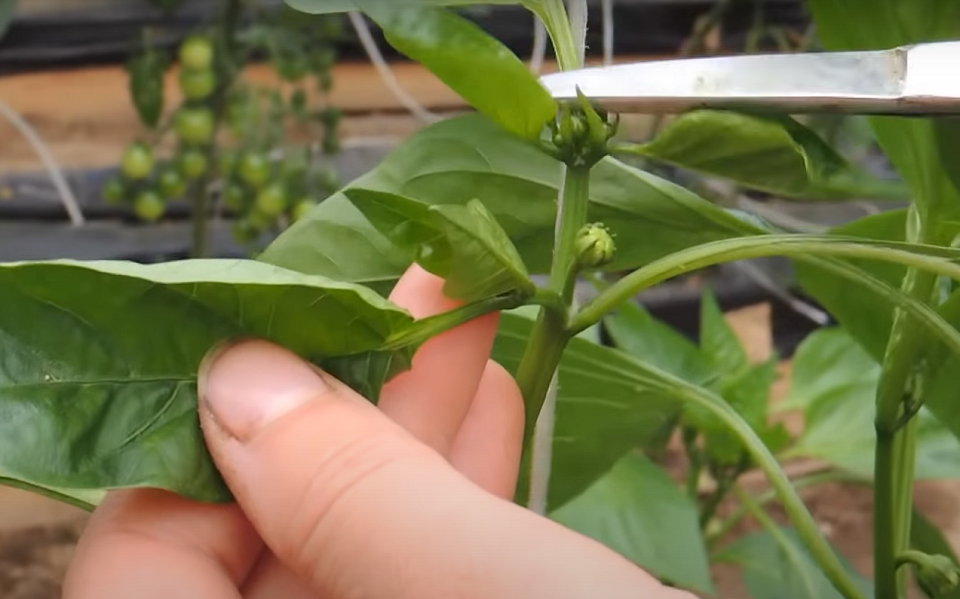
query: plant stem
516 308 571 453
190 184 210 258
382 292 528 351
662 377 867 599
682 427 702 499
707 469 868 548
874 265 936 599
549 165 592 301
568 234 960 335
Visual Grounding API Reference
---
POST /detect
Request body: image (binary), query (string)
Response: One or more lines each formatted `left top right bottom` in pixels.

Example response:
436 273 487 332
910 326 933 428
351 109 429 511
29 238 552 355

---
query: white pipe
0 99 85 226
601 0 615 65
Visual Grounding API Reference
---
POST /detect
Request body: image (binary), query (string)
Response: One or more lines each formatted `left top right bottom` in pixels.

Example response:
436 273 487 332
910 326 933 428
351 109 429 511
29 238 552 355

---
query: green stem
530 0 580 71
660 377 866 599
707 469 868 548
700 473 736 531
516 308 571 451
549 165 592 302
190 184 210 258
382 292 529 351
569 234 960 334
682 427 702 499
874 267 936 599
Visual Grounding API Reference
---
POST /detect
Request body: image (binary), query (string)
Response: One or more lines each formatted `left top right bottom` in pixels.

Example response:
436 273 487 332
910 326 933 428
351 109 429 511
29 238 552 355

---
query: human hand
63 265 694 599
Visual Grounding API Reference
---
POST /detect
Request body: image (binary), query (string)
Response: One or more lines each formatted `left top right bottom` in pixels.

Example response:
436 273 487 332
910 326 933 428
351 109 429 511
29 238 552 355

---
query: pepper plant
104 0 345 256
4 0 960 597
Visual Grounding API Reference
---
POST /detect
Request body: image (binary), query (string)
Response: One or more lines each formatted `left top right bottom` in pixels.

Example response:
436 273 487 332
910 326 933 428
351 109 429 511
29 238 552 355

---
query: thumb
197 339 686 599
197 338 464 594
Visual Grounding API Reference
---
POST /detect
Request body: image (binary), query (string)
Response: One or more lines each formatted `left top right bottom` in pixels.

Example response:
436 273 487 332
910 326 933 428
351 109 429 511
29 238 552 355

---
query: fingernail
198 339 328 441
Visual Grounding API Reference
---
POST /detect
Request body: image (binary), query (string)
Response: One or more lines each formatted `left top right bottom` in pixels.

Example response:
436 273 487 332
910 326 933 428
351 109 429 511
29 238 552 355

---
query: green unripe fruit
174 107 215 146
102 176 126 204
238 152 272 188
291 199 316 222
222 183 248 212
255 184 287 217
177 149 209 180
121 142 154 180
179 68 217 101
913 554 960 598
134 190 165 222
157 169 187 200
574 223 616 269
179 36 214 71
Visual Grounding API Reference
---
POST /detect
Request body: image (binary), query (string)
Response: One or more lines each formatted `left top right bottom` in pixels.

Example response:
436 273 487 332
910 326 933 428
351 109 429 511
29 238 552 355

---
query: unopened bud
902 552 960 598
575 223 616 269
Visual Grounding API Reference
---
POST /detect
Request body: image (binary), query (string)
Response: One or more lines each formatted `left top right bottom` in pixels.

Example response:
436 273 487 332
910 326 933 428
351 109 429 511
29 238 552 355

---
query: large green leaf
808 0 960 219
781 328 960 480
551 453 713 595
700 288 749 376
603 299 714 384
361 4 556 141
629 110 908 201
716 527 872 599
494 312 679 511
0 259 414 508
260 114 764 288
911 508 960 599
344 189 534 301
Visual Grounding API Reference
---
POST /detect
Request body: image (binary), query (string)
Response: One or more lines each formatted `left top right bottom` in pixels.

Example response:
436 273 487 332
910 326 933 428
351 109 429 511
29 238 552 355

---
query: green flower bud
899 551 960 598
917 555 960 597
575 223 616 269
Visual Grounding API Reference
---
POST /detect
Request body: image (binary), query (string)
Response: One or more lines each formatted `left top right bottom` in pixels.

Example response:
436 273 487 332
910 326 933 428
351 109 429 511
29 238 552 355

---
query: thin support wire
0 98 85 226
567 0 589 66
347 11 440 125
601 0 615 65
530 17 548 74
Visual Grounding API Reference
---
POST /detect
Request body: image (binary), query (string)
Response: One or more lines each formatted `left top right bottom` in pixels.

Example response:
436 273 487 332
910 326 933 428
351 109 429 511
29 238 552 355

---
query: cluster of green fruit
104 36 218 222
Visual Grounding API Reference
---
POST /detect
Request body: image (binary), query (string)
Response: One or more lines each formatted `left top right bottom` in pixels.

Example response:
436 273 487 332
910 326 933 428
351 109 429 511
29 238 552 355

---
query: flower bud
915 555 960 598
575 223 616 269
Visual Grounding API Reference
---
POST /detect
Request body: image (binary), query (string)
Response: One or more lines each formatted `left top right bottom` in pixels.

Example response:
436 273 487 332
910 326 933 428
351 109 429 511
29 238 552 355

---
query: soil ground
1 61 957 598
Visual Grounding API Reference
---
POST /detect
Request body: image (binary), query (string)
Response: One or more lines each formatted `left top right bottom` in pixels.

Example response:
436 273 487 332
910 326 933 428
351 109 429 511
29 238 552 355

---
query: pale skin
63 265 696 599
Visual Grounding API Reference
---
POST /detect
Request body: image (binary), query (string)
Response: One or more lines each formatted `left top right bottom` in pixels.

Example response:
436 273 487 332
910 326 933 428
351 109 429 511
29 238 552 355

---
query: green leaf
0 259 414 507
0 0 16 40
630 110 908 201
343 189 534 301
716 527 872 599
360 5 556 141
911 508 960 599
260 114 763 288
603 299 715 384
551 454 713 595
700 288 749 376
127 47 168 129
494 312 679 510
807 0 960 218
783 328 960 480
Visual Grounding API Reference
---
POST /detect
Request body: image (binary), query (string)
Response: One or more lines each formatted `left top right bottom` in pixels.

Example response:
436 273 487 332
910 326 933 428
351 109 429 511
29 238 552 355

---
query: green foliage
363 5 556 140
782 328 960 480
0 259 415 507
345 190 535 301
259 114 763 286
552 453 713 594
716 527 873 599
127 45 168 129
626 110 909 201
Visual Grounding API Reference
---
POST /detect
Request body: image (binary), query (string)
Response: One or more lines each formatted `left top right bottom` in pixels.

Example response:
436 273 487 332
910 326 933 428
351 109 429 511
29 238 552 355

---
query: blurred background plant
105 0 344 256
